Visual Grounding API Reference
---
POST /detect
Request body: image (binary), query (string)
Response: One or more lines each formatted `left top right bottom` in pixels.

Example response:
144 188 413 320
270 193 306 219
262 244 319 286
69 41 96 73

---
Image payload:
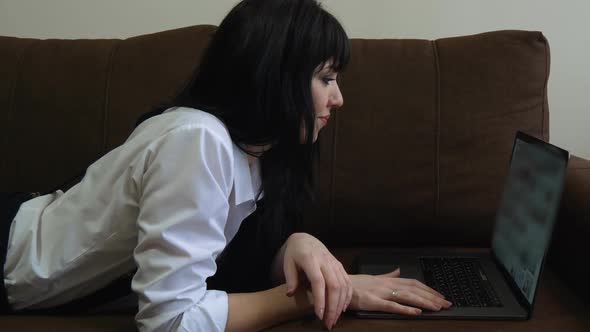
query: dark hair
145 0 349 268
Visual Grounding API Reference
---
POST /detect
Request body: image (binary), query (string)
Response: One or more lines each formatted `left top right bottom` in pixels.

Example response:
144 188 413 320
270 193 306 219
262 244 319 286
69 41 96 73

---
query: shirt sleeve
132 125 234 332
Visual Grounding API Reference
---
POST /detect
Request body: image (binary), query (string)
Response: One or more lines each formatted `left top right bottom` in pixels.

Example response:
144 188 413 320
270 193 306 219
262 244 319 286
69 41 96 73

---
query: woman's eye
322 77 336 85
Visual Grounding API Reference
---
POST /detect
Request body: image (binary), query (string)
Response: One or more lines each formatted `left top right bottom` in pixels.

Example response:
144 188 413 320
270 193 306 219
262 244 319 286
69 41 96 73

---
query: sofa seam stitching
102 40 121 154
432 40 441 219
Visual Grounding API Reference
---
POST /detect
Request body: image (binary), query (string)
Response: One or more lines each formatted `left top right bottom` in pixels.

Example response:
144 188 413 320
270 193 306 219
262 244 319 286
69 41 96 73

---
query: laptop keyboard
420 257 503 307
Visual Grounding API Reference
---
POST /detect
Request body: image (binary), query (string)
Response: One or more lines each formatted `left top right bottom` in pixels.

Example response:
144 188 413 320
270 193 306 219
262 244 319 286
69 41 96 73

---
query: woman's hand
349 269 452 315
282 233 352 330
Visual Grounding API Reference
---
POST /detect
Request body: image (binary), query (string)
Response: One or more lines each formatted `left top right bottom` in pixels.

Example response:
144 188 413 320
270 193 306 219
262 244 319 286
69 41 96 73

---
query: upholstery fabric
1 26 589 331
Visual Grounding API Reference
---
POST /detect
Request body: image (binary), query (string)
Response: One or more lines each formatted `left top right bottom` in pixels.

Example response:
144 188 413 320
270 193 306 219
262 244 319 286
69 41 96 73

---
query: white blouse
4 107 262 332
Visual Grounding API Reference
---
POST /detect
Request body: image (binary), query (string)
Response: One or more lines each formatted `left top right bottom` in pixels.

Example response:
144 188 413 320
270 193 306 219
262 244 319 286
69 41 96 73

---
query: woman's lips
318 115 330 125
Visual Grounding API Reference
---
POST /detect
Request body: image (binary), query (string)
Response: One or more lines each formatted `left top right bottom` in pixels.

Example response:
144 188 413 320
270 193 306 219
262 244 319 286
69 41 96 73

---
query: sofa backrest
1 25 215 191
0 27 550 247
307 31 550 247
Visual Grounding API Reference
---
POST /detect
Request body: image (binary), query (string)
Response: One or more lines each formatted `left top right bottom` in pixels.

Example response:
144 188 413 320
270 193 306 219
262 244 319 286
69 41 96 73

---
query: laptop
355 131 569 320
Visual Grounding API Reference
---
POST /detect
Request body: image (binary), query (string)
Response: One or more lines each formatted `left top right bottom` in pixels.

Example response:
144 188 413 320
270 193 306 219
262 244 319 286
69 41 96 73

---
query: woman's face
303 61 344 143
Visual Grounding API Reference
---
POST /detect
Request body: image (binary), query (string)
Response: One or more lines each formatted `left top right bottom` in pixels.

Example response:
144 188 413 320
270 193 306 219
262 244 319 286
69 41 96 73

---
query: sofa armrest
548 155 590 302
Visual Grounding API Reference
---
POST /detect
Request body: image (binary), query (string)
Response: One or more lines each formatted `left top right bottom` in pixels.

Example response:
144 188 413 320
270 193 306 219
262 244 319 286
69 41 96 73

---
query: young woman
1 0 451 331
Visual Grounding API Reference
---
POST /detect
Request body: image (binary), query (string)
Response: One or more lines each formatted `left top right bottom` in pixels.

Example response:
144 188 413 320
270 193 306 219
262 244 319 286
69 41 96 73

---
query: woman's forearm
226 283 313 332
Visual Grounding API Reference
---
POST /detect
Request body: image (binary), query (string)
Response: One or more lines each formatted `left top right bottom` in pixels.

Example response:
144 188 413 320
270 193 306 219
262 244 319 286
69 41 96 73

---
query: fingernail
415 309 422 315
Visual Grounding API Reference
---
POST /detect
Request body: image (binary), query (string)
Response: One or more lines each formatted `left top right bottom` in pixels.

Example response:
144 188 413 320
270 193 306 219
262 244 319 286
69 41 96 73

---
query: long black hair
143 0 350 266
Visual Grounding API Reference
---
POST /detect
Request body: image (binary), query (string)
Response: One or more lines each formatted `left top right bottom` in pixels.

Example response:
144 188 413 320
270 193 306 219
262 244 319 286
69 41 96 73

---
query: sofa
1 25 589 331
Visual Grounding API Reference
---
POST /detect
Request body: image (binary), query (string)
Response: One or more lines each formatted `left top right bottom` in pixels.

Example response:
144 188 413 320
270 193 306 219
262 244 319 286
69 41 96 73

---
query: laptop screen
491 133 568 305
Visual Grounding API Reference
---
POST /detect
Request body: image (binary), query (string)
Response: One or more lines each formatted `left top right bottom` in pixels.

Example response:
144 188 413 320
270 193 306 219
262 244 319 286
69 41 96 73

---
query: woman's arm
227 284 313 332
267 233 352 330
226 269 453 332
133 124 237 332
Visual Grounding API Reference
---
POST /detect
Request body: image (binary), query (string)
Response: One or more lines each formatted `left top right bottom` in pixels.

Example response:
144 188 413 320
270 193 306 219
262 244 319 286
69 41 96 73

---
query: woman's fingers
394 277 446 299
341 264 353 311
348 273 452 317
379 268 401 278
320 263 343 329
283 258 299 296
391 287 451 311
376 271 451 311
281 233 354 328
328 261 348 327
410 287 452 309
378 268 443 299
303 261 326 321
373 296 422 316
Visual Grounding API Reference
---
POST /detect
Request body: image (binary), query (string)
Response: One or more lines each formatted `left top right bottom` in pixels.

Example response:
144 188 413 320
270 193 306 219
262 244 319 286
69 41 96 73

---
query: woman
1 0 451 331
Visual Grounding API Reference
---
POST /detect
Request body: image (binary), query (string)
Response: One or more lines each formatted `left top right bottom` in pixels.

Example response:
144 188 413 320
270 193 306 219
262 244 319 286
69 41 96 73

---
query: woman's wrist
273 283 315 325
269 233 311 285
226 283 314 332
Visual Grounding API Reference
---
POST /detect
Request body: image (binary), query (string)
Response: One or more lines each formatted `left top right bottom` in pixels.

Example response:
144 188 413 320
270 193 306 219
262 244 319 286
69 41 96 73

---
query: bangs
314 9 350 73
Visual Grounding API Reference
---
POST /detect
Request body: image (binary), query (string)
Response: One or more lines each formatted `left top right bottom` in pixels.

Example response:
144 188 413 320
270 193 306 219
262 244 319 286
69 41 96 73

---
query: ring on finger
392 290 400 298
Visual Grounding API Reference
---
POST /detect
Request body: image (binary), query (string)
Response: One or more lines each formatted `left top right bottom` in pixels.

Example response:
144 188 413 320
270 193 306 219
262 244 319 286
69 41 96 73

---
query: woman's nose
330 83 344 108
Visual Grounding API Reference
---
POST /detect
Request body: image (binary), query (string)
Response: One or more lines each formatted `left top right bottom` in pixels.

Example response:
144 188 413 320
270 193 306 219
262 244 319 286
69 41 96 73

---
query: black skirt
1 192 39 313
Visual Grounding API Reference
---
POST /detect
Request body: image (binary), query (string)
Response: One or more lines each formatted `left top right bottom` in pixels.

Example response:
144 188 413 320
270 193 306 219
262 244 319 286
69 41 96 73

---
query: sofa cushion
0 25 216 192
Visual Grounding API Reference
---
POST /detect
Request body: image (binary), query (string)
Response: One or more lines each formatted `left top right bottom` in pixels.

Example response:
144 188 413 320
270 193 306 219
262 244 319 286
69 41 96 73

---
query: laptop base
354 248 528 320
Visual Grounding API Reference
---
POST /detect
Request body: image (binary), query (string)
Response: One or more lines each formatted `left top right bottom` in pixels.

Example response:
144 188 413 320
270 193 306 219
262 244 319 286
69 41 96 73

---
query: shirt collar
232 145 261 205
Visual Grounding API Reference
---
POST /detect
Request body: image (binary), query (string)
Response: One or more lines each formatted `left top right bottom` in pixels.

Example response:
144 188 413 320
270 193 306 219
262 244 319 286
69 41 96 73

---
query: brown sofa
1 25 589 331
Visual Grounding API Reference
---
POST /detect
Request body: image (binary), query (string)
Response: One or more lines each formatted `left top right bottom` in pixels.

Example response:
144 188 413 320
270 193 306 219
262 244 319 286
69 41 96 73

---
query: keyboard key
420 257 503 308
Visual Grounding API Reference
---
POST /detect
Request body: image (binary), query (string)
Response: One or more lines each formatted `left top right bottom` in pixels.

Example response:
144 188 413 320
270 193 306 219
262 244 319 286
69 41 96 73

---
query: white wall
1 0 588 158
